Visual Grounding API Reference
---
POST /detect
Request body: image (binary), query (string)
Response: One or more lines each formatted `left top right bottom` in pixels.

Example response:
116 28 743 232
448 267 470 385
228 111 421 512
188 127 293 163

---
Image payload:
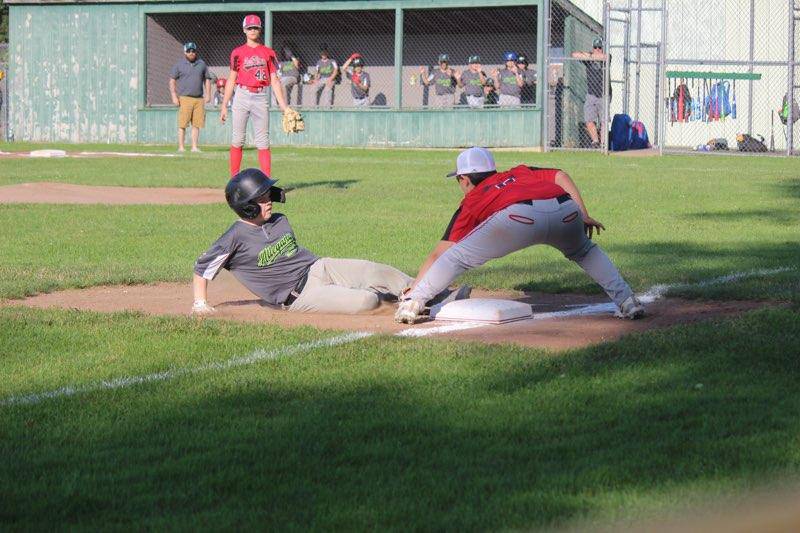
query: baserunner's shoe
425 285 472 307
395 299 426 324
614 295 645 320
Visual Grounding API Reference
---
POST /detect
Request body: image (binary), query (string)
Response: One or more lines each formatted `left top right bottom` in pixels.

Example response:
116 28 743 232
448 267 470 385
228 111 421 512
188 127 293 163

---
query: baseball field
1 144 799 529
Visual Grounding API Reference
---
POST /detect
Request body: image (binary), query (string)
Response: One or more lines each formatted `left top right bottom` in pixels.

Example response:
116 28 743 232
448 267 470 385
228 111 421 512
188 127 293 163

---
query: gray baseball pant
316 81 335 107
231 87 269 149
432 93 455 108
409 198 635 308
277 77 298 106
289 257 413 314
499 94 522 107
466 95 485 108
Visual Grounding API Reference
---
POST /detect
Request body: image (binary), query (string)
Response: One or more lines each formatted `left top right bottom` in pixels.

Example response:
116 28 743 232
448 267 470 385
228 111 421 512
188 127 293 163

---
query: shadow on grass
2 309 800 529
681 209 800 224
284 179 359 192
502 240 800 296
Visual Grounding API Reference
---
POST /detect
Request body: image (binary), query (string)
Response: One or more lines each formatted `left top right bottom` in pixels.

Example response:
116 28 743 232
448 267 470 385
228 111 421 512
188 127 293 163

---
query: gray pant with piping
409 198 634 308
231 87 269 149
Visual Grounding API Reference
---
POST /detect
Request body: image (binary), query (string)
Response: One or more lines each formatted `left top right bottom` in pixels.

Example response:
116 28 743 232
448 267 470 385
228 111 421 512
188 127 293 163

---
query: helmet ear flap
240 201 261 219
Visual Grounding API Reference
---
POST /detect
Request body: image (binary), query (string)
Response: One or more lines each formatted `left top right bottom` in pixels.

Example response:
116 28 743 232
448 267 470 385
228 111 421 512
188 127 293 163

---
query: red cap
242 14 262 29
216 78 227 88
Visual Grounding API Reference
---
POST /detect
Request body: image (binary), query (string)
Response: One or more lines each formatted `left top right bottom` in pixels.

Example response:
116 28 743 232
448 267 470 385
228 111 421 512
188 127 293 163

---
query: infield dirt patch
0 182 222 205
8 270 769 351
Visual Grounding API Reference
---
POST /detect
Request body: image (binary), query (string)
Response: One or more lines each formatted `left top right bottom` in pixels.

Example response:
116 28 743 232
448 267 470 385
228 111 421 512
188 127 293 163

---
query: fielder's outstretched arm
409 240 455 292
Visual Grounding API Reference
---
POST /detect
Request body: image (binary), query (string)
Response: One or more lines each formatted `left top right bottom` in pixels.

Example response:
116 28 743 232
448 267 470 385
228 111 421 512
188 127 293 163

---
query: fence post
540 0 550 152
264 8 273 47
603 0 611 154
788 0 795 155
395 8 403 110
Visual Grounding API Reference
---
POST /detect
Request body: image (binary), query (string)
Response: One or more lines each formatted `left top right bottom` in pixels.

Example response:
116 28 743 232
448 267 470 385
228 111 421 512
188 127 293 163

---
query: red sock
229 146 243 177
257 148 272 176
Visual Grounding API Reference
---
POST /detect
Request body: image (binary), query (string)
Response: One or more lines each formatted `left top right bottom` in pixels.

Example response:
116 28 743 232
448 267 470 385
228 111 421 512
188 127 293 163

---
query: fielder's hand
583 215 605 239
191 299 216 317
220 106 228 124
282 107 305 134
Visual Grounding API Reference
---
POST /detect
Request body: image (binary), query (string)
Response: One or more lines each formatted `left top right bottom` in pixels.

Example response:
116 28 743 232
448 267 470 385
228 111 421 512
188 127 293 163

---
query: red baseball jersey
230 44 278 88
442 166 567 242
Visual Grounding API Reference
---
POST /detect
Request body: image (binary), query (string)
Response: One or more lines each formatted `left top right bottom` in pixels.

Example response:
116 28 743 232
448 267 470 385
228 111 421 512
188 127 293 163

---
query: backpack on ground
706 81 731 121
610 113 652 151
736 133 768 152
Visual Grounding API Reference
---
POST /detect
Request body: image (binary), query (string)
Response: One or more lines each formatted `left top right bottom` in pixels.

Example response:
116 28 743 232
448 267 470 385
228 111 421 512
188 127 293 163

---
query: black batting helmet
225 168 283 219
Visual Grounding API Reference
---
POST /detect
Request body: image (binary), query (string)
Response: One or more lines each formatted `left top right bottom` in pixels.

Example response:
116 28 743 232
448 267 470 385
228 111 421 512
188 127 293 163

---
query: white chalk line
0 331 373 407
2 267 793 407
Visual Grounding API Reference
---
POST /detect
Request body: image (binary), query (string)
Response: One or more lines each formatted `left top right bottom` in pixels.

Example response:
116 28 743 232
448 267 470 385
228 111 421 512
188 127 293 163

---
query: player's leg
288 283 380 314
230 88 251 175
408 203 544 303
314 257 413 299
548 200 635 308
251 92 271 175
177 97 191 152
584 95 600 145
191 97 205 151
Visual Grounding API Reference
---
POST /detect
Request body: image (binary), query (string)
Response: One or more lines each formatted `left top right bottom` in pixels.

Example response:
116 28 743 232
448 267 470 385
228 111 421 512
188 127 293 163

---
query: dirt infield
8 270 769 350
0 182 223 205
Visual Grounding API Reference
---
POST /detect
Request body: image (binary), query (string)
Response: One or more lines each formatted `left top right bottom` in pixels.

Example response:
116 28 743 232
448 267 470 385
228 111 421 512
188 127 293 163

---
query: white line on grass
2 267 793 406
0 331 373 407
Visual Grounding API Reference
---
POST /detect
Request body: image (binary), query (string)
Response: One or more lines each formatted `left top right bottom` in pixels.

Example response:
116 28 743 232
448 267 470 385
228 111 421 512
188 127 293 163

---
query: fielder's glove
282 107 305 134
395 299 425 324
191 299 216 317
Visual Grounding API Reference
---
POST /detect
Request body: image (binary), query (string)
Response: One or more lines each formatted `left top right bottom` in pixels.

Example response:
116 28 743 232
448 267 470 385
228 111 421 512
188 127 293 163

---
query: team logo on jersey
243 55 269 70
257 233 298 267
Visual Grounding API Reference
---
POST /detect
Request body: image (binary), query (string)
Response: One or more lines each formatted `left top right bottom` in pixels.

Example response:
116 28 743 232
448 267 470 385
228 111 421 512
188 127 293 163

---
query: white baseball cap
446 146 496 177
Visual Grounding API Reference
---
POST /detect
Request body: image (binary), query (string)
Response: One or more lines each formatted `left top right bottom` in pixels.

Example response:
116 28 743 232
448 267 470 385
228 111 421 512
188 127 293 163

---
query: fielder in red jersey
219 14 292 177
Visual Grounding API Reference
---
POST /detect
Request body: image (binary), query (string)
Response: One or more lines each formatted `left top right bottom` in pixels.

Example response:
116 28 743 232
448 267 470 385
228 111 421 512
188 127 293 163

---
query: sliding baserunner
396 146 644 324
192 169 469 316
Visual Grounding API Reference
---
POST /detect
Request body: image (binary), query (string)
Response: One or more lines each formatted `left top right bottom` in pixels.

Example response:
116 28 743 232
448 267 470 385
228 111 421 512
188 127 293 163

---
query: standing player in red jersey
220 14 294 177
395 146 645 323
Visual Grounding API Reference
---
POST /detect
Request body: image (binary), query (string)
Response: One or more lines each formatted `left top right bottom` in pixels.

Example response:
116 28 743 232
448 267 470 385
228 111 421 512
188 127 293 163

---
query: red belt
237 85 269 93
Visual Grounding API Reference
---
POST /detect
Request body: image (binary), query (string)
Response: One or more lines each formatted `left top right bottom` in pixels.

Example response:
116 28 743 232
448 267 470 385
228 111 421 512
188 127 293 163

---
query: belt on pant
282 271 309 307
237 85 268 93
517 193 571 206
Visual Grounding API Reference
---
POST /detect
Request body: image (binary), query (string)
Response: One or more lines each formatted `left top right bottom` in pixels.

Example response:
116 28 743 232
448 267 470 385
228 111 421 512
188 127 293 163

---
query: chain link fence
144 6 539 111
660 0 798 154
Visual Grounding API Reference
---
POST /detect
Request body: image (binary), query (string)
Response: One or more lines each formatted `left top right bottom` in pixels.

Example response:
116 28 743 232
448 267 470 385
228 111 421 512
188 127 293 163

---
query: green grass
1 145 798 301
1 144 800 528
1 306 799 529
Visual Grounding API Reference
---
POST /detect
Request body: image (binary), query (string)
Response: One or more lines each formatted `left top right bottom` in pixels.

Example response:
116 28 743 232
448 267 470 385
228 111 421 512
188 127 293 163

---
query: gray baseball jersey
498 68 522 97
194 214 318 306
519 69 537 103
316 58 338 79
345 69 370 99
428 69 456 95
460 70 485 97
279 60 300 80
170 58 211 97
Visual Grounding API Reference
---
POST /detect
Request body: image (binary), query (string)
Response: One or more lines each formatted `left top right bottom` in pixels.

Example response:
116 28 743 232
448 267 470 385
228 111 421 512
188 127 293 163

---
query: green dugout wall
6 0 595 147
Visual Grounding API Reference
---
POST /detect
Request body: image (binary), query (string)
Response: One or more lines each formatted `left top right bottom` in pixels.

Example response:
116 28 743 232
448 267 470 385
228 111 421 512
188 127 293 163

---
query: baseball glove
282 107 305 134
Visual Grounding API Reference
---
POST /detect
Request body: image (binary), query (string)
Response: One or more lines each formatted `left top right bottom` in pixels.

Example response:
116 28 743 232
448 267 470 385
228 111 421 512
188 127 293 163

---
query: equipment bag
609 114 651 151
629 120 651 149
672 83 692 122
780 93 800 125
706 81 731 121
736 133 768 152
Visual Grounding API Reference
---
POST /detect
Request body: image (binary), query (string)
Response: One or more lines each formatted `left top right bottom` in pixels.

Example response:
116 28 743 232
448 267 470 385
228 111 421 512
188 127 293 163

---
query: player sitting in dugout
191 169 471 316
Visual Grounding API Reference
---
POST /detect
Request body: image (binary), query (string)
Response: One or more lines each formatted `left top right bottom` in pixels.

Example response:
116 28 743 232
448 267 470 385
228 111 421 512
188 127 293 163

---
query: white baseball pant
231 87 269 150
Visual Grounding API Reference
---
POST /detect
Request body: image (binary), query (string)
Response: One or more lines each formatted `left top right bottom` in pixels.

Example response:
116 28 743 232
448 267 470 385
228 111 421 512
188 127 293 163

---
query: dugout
5 0 600 148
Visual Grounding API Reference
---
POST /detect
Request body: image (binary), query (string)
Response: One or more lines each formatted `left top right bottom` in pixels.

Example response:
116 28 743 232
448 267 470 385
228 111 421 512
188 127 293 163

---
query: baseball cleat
425 285 473 308
395 299 425 324
614 295 645 320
